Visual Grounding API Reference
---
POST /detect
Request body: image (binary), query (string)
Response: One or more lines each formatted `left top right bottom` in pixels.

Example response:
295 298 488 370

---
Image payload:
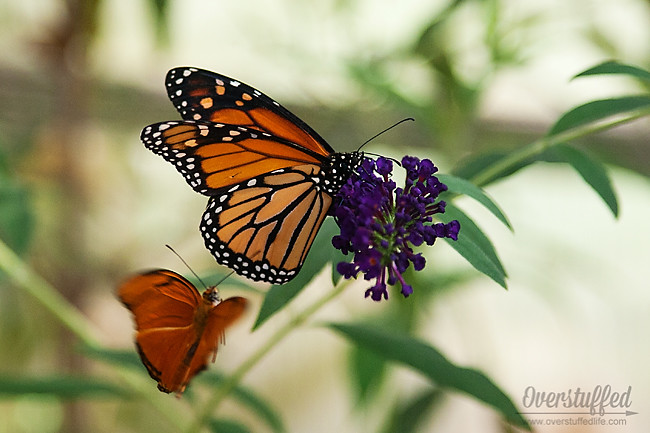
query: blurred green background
1 0 649 432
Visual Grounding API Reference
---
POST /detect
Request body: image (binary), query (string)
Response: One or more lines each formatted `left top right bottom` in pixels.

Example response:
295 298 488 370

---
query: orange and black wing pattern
140 68 362 284
165 67 334 157
118 269 247 394
200 164 334 283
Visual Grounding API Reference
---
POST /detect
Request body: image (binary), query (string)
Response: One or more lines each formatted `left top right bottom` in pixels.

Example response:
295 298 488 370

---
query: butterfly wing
141 121 324 195
118 270 202 393
140 67 361 284
134 295 247 394
165 67 335 157
183 296 247 388
119 270 248 394
134 325 199 393
200 165 332 284
118 269 201 330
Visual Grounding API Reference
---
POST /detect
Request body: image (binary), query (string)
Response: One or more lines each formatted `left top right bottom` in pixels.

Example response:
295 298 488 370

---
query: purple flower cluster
332 156 460 301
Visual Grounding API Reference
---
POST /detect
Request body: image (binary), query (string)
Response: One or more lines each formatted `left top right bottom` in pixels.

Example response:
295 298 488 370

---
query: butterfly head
202 286 222 306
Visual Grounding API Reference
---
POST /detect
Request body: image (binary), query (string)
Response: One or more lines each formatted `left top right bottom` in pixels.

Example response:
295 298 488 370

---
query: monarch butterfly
141 67 362 284
118 269 247 394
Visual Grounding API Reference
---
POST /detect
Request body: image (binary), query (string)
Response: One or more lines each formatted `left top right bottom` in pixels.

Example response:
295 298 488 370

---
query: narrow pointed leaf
208 418 251 433
549 96 650 136
444 235 507 289
349 345 388 406
201 372 285 433
329 323 530 430
0 376 129 399
253 282 302 331
452 150 537 187
0 149 34 255
438 204 507 288
438 173 512 230
573 60 650 82
541 143 618 217
381 389 443 433
81 346 143 368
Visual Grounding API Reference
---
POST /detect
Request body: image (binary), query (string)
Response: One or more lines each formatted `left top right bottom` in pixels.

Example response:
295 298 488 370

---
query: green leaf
444 235 507 289
0 376 129 399
201 372 285 433
81 346 143 369
0 168 34 256
438 204 507 289
207 418 251 433
147 0 171 45
437 173 512 230
329 323 531 430
253 283 302 331
452 150 537 186
253 219 339 330
541 143 618 217
381 388 444 433
573 60 650 82
349 345 388 406
549 96 650 136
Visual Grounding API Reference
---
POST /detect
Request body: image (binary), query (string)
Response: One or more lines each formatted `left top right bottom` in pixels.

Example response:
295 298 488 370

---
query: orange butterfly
118 269 247 394
141 67 362 284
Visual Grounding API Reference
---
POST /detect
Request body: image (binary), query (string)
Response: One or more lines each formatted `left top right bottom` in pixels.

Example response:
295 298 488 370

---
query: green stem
185 278 352 433
0 238 102 348
470 107 650 187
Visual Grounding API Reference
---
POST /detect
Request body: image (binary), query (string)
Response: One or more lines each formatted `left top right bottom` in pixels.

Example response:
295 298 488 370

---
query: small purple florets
332 156 460 301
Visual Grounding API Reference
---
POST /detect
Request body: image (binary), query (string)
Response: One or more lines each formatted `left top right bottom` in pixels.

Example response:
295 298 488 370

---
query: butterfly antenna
364 152 402 166
357 117 415 151
165 244 209 290
214 270 235 287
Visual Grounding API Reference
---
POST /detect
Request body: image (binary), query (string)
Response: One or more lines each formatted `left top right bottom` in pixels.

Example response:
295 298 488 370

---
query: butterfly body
142 67 362 283
118 269 247 394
